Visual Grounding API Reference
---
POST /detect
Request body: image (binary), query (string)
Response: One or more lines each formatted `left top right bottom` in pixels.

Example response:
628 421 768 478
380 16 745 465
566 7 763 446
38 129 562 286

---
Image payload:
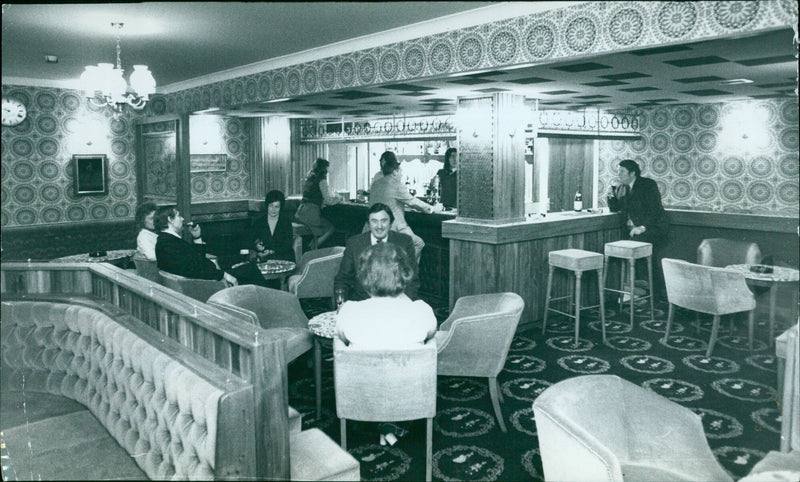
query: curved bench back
1 300 255 480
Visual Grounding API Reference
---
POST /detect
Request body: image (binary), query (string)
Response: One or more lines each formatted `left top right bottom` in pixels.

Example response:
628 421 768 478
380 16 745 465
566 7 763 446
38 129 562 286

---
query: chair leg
542 266 554 335
315 338 322 419
628 259 635 330
707 314 721 358
597 267 606 344
496 381 504 404
574 271 582 347
340 418 347 451
426 418 433 482
646 255 654 320
663 303 675 343
695 312 701 334
747 310 755 350
488 377 507 432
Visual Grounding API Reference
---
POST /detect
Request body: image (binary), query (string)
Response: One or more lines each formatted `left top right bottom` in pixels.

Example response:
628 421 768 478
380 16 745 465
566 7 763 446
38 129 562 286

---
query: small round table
726 264 800 346
257 259 296 290
308 311 337 418
52 249 137 265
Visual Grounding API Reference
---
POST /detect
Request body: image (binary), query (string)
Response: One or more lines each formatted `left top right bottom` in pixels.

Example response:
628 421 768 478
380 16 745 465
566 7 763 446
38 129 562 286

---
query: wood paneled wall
290 119 326 196
547 137 594 212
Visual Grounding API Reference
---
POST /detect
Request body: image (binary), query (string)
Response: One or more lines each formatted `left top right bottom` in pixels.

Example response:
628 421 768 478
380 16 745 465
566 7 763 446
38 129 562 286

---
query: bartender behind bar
432 147 457 210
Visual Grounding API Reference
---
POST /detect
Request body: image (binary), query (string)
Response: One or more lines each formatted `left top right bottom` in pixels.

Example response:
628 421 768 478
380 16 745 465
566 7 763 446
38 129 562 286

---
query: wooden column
456 93 527 223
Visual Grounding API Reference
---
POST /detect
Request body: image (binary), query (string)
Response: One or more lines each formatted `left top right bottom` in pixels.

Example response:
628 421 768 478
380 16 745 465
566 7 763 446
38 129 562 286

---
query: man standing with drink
607 159 669 296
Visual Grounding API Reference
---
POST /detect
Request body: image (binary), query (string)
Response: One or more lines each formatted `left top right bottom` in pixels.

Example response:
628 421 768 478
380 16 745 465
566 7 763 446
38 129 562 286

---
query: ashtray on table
749 264 773 274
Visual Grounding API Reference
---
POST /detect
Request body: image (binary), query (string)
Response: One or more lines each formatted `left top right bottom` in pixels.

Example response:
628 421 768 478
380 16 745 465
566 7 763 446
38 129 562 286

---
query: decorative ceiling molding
150 0 797 116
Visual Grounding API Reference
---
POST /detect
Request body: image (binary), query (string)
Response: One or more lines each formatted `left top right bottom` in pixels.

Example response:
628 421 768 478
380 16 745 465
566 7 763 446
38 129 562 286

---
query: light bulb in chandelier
79 23 156 113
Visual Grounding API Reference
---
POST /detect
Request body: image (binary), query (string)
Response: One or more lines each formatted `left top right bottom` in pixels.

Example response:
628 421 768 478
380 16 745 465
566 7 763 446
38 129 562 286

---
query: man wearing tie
608 159 669 296
334 202 419 302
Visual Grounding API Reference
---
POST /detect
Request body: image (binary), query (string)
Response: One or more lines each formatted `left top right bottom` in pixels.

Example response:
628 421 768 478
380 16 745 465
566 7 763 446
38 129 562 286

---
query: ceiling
2 3 796 120
1 2 494 84
223 28 797 119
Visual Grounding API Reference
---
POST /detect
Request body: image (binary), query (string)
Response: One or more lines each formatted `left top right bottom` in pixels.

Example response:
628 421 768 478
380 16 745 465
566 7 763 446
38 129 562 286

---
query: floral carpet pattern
293 297 787 481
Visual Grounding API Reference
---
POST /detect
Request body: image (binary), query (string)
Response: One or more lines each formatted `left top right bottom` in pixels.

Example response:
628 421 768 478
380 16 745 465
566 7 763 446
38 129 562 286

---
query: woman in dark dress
433 147 457 209
250 190 295 262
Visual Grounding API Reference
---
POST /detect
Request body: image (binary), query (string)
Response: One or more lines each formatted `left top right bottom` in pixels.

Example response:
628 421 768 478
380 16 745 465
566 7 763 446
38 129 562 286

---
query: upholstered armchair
287 246 345 301
132 254 161 283
662 258 756 357
697 238 762 268
533 375 733 482
435 292 524 432
157 270 227 303
334 337 437 481
206 285 313 363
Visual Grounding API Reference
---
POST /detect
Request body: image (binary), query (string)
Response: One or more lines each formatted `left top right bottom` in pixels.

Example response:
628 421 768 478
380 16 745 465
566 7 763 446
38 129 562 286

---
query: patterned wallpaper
598 99 799 216
1 84 252 228
189 117 251 201
1 85 138 227
150 0 796 115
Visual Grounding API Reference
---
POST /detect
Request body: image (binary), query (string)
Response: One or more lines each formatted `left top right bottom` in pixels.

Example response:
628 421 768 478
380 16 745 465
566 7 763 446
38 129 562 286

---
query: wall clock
2 97 28 126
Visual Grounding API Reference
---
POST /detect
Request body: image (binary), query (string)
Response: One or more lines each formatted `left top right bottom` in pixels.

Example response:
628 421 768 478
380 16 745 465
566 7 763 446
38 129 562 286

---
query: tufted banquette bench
0 299 256 480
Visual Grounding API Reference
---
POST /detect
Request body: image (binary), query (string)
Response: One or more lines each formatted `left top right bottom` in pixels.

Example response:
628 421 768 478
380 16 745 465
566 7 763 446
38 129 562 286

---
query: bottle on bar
574 191 583 212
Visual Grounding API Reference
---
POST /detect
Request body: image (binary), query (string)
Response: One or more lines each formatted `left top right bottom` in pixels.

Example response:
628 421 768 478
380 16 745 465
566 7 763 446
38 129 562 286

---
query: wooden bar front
443 211 625 326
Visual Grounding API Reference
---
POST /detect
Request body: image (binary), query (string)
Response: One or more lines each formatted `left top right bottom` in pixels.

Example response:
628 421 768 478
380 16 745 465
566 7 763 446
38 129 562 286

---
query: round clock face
2 98 27 126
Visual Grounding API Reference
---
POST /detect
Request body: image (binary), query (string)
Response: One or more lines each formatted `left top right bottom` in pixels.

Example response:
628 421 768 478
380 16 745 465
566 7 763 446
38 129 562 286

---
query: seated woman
336 241 436 444
336 241 436 349
249 190 295 262
135 202 158 260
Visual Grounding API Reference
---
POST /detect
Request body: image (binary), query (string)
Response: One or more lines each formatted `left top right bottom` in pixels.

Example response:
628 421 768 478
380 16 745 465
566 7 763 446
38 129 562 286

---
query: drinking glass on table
334 287 345 313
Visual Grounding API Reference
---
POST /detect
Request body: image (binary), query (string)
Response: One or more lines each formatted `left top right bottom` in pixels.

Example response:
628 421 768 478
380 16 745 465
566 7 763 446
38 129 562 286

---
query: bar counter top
442 210 624 244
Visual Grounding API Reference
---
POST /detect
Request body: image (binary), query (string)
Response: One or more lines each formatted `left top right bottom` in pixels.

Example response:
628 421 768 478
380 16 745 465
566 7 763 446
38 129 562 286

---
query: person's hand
223 272 238 286
189 223 202 240
430 203 444 214
629 225 646 237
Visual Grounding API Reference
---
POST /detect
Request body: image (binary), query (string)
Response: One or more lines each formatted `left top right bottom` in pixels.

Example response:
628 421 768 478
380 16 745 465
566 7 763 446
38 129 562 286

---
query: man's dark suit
334 231 419 301
156 232 223 280
156 232 267 286
608 175 669 295
608 176 668 244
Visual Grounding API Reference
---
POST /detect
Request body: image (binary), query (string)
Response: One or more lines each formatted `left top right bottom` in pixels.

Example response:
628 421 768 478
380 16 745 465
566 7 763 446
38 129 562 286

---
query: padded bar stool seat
543 249 606 346
603 240 655 329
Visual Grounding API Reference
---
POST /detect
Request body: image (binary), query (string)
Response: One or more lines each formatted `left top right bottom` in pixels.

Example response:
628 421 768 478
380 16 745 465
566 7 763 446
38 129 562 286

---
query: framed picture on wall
73 154 108 195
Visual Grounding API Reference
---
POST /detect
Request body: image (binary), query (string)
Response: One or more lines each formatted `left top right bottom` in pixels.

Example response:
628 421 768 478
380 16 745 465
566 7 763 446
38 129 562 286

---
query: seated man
154 206 268 287
334 202 419 302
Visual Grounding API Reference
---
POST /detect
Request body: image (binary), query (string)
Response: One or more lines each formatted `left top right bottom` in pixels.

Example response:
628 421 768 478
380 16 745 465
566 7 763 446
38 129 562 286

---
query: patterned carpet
291 296 788 481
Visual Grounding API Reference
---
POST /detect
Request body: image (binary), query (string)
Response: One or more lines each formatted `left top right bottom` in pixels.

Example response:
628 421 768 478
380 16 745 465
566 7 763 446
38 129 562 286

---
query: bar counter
443 211 625 325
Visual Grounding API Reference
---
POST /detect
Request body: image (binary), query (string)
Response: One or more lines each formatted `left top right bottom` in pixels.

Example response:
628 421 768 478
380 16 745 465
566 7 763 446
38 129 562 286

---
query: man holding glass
334 203 419 302
607 159 669 296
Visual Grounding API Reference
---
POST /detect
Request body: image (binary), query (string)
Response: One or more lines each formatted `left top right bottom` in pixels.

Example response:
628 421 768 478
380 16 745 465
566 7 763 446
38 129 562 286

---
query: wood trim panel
667 210 798 234
443 212 624 244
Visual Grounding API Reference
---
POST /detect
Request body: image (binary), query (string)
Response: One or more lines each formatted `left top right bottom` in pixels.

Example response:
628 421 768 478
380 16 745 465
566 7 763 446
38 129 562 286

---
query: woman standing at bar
295 158 340 248
432 147 457 209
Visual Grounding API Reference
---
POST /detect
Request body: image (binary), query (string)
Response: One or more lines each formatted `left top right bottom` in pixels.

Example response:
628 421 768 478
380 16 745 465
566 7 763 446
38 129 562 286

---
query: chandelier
79 22 156 113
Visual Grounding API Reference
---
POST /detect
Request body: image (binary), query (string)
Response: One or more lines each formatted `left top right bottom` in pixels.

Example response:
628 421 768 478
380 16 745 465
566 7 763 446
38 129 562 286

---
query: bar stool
543 249 606 346
603 240 655 329
292 222 318 251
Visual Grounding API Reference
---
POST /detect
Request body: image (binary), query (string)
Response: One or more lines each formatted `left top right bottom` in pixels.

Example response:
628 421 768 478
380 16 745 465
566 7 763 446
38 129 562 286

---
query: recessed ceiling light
44 55 58 63
719 79 753 85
